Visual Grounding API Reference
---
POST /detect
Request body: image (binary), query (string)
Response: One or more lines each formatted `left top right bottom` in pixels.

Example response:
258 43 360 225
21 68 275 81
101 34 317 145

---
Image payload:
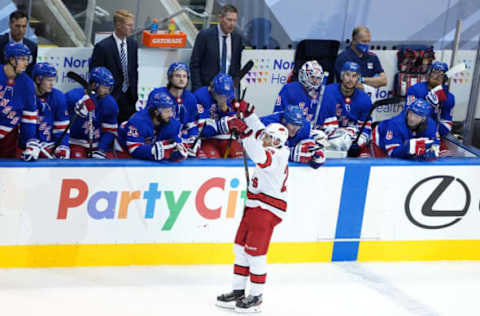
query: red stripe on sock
234 264 249 276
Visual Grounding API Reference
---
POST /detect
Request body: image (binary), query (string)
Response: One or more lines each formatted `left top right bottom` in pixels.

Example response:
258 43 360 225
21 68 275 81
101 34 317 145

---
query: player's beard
170 82 187 90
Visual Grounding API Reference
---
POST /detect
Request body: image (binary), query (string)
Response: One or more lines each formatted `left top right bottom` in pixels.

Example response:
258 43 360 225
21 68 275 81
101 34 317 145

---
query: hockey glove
74 95 95 118
39 142 55 159
326 128 353 151
407 137 434 157
310 129 328 148
184 136 201 158
54 145 70 159
151 141 166 161
170 142 188 162
217 116 251 137
233 100 255 118
310 147 326 169
290 139 317 163
91 150 107 159
21 140 41 161
430 85 447 103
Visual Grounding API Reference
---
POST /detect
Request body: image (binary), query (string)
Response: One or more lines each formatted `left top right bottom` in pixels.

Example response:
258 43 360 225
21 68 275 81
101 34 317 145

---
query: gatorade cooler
142 30 187 48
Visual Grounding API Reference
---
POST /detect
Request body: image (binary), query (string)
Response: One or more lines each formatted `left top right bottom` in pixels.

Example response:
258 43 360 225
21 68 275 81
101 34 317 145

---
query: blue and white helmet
4 42 31 62
429 61 448 74
167 62 190 78
147 90 175 110
212 73 234 97
283 104 304 126
299 60 324 91
32 62 57 81
89 67 114 88
406 98 431 118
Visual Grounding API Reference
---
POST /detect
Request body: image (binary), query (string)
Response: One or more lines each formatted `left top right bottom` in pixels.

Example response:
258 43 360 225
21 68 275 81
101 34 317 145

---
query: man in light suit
90 9 138 124
190 5 244 92
0 11 38 77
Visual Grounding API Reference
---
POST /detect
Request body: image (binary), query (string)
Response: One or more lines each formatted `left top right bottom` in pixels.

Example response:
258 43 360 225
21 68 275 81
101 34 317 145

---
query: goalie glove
290 139 317 163
21 140 41 161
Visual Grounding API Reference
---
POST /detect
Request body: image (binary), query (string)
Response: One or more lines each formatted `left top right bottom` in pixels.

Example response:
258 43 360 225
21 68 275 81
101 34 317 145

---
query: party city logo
244 58 294 85
56 177 246 230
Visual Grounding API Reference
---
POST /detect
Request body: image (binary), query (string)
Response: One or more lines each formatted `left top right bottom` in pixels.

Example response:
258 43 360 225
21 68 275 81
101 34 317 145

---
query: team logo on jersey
197 103 204 114
407 95 416 105
386 130 393 140
127 125 139 137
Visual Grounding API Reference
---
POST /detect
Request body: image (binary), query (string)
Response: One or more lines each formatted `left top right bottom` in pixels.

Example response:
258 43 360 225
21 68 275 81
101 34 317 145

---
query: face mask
356 43 369 54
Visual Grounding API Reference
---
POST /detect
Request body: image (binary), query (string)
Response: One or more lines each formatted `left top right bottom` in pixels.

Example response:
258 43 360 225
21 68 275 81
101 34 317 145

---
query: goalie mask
299 60 324 91
264 123 288 148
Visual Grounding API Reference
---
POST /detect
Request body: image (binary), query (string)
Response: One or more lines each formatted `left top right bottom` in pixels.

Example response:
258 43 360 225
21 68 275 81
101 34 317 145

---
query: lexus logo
405 176 471 229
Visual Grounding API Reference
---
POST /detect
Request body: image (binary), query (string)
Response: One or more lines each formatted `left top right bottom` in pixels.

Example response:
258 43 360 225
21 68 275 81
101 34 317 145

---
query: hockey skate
234 294 262 313
216 289 245 309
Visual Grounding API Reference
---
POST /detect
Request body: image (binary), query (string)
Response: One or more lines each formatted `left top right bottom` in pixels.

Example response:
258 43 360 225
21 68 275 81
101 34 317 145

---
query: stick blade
446 63 466 77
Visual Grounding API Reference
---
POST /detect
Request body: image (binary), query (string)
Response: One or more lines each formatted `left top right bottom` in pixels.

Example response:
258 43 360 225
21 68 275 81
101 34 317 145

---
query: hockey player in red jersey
216 100 290 313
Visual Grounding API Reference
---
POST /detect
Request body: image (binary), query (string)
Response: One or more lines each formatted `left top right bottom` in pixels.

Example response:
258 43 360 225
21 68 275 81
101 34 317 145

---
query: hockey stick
347 95 405 157
445 62 466 78
224 88 247 158
233 60 254 88
312 71 329 128
51 72 94 155
191 61 255 154
68 71 95 157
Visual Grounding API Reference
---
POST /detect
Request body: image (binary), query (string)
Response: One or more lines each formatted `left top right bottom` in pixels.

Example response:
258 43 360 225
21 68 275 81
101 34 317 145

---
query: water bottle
150 18 159 34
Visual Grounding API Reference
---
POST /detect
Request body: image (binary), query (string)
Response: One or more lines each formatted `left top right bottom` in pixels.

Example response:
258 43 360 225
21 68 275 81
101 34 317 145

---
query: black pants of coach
114 87 137 125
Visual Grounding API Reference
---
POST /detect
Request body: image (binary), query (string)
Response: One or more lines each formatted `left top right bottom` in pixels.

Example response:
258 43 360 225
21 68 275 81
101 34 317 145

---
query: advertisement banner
362 165 480 240
0 166 344 246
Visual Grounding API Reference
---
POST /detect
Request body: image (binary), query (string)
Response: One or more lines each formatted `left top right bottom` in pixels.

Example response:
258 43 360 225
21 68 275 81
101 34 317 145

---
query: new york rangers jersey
65 88 118 152
260 112 311 148
0 67 36 144
406 82 455 137
36 88 69 146
274 81 319 123
147 87 199 139
372 112 439 158
194 86 235 138
117 108 182 160
316 83 372 137
243 113 290 220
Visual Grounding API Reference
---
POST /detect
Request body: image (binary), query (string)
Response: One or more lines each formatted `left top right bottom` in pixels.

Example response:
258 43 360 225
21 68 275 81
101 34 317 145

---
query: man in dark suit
0 11 38 76
190 5 244 92
90 9 138 124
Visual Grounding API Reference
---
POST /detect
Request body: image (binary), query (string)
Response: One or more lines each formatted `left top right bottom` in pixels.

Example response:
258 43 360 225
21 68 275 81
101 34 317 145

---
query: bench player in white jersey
216 100 290 313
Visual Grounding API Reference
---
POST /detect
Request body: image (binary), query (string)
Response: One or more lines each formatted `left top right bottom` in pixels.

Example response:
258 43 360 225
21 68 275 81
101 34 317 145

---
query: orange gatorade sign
142 30 186 48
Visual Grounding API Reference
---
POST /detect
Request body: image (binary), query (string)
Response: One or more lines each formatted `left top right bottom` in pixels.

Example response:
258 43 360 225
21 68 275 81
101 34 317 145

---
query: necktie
221 35 227 73
120 41 129 93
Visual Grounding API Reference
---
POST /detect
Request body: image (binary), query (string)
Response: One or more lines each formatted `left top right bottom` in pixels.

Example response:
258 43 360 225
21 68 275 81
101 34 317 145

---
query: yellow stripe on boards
357 240 480 261
0 242 333 268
